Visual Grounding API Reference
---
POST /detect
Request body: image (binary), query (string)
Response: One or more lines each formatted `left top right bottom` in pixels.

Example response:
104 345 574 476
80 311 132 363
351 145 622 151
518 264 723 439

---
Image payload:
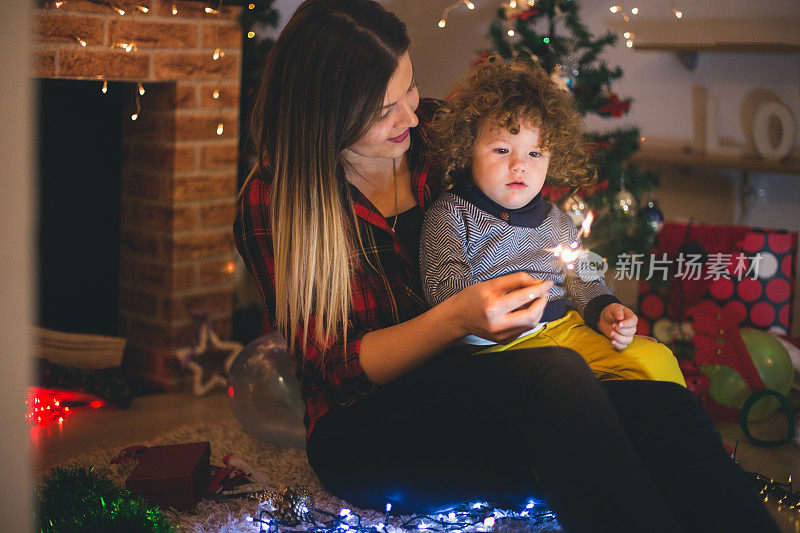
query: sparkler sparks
550 211 594 270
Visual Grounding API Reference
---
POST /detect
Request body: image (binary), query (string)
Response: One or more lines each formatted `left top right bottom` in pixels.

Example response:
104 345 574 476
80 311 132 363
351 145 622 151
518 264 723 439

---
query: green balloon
740 328 793 395
702 365 750 409
702 329 793 421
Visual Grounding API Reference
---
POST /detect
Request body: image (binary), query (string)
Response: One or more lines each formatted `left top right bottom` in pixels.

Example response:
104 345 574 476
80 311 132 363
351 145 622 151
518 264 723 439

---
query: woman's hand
597 303 638 350
449 272 552 344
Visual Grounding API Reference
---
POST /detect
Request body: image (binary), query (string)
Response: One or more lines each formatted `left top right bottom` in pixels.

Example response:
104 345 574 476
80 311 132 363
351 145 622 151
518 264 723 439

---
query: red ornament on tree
540 183 572 203
598 93 631 118
509 7 539 21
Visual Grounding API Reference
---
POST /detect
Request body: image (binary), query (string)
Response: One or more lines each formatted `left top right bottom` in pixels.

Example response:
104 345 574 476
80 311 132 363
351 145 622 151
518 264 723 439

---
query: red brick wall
35 0 243 388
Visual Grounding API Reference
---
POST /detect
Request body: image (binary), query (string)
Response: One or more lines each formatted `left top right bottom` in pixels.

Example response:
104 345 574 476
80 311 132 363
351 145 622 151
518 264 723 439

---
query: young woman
234 1 779 531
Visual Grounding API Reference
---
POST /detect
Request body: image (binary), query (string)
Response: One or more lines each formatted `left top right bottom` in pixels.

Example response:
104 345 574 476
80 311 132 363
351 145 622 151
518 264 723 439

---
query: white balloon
228 334 306 449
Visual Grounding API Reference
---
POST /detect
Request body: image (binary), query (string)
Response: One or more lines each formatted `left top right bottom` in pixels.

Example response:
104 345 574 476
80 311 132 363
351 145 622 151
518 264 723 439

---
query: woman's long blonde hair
244 0 410 357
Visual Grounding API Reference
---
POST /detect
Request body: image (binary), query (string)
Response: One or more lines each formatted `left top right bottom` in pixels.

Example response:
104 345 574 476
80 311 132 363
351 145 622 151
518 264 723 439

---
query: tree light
609 5 621 13
205 7 219 14
674 9 682 18
172 3 178 15
438 19 446 28
631 6 639 14
138 82 145 96
466 1 475 9
101 80 108 93
247 31 255 38
137 6 149 13
507 29 515 36
212 89 220 99
216 122 224 135
131 113 138 121
248 3 255 8
510 0 517 7
75 37 86 47
116 8 126 15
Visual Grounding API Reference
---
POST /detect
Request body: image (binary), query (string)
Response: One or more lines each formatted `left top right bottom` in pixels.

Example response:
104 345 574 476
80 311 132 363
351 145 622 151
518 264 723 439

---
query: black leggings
306 346 779 532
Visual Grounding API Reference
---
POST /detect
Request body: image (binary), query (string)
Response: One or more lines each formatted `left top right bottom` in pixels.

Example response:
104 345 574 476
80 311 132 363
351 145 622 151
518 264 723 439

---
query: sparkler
550 211 594 270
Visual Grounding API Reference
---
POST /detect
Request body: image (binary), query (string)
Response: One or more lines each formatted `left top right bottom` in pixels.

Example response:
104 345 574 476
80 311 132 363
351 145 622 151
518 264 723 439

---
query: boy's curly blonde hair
431 56 597 190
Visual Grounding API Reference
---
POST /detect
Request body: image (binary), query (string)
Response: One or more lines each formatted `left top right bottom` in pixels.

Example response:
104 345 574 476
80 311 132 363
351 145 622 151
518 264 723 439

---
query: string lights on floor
241 488 561 533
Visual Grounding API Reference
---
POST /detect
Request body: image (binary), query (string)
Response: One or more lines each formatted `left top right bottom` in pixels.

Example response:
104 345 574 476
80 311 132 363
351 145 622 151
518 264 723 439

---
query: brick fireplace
35 0 244 388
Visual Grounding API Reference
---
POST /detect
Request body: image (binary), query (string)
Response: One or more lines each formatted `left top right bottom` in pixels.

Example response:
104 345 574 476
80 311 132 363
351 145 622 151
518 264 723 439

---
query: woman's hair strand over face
243 0 410 357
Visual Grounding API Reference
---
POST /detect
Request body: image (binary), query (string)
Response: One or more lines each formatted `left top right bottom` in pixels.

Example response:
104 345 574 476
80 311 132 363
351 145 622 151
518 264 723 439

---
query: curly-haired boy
420 58 684 385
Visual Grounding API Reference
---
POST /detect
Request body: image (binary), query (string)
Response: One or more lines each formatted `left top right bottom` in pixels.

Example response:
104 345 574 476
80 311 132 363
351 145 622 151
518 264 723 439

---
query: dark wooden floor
32 391 800 532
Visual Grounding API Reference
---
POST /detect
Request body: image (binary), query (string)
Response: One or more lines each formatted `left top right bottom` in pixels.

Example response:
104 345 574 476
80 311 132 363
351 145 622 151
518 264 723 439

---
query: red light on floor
89 400 105 409
228 386 234 397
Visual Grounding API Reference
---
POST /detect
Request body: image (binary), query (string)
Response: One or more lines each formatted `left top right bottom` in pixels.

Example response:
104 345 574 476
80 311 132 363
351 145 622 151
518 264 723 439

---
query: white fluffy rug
48 421 562 532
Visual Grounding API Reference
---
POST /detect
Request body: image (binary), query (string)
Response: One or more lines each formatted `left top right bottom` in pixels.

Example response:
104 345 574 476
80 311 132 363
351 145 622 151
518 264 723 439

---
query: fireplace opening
37 78 123 337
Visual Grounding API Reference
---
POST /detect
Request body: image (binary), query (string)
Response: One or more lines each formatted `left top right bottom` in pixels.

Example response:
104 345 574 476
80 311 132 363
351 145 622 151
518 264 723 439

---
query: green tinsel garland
36 466 174 533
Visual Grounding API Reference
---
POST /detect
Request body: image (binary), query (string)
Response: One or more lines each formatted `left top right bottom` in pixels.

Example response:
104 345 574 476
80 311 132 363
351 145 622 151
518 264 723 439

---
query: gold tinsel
248 485 314 526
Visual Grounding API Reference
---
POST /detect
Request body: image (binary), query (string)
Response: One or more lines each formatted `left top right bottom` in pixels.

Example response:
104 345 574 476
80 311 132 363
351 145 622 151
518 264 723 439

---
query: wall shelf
605 17 800 69
631 146 800 175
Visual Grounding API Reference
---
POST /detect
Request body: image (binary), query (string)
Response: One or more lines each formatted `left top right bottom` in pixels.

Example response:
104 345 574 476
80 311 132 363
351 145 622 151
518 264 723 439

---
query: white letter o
753 101 796 162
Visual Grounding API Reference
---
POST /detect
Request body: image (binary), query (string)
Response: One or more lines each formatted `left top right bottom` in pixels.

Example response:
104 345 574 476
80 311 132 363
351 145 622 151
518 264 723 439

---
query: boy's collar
451 169 550 228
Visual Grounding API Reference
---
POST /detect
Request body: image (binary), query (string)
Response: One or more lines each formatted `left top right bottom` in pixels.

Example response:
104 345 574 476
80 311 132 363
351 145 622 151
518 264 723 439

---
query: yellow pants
478 311 686 387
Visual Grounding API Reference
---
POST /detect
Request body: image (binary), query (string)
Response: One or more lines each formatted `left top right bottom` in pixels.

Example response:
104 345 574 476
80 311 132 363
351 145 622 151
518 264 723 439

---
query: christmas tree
483 0 663 267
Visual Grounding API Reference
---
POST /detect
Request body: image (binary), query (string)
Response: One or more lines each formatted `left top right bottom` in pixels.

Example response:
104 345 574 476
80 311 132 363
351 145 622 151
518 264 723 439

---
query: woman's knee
503 346 603 399
518 346 594 379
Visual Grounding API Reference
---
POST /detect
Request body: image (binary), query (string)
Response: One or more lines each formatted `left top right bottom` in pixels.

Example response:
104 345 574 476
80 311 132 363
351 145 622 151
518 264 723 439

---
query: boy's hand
598 303 638 350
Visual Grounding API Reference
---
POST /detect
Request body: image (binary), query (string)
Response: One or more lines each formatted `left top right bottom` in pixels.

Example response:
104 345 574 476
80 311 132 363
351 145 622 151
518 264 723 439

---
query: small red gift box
125 441 211 511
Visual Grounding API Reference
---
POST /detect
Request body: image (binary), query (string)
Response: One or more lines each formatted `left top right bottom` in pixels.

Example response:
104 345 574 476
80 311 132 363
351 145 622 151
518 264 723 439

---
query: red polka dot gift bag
635 222 797 342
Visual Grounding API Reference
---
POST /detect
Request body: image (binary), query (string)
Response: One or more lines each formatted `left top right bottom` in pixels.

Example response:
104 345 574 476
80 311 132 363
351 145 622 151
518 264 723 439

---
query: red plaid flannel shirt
234 98 443 440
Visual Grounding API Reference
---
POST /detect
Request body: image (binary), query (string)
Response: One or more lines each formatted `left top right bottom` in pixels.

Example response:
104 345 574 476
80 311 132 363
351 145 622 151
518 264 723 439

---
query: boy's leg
487 311 685 386
561 322 686 386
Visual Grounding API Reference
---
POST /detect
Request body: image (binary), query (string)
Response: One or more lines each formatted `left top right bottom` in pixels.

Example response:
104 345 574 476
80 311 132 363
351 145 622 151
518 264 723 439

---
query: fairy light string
437 0 475 29
607 1 684 46
52 1 232 135
212 0 225 135
243 492 560 532
239 464 800 533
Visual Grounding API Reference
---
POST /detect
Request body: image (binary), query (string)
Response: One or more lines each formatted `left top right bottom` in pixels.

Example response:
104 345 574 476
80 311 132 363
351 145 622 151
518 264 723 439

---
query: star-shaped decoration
175 310 243 396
